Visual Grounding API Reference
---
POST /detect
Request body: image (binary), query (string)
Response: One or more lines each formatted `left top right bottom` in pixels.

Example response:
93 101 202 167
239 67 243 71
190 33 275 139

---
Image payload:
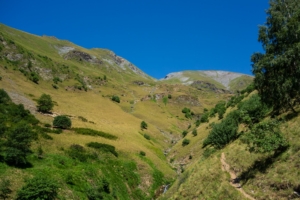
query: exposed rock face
175 95 200 106
64 50 102 64
133 81 145 86
191 81 232 94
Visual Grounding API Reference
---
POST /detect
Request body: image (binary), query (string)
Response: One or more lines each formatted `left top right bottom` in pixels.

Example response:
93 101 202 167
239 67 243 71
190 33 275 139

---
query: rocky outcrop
191 81 232 94
175 95 200 106
64 50 102 64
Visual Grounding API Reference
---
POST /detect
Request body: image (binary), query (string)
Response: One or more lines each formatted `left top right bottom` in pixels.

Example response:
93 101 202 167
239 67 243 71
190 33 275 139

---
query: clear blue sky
0 0 269 79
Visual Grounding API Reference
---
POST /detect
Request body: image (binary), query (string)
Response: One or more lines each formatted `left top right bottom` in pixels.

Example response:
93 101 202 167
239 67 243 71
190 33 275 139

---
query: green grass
72 127 118 140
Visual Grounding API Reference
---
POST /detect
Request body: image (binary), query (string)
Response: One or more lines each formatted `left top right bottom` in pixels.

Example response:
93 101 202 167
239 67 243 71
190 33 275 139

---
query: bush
37 94 54 113
182 139 190 146
67 144 89 162
168 94 172 99
192 129 197 136
203 111 239 149
72 127 117 140
141 121 148 130
53 115 71 129
16 176 58 200
182 130 188 137
4 122 36 166
0 89 11 104
0 179 12 200
200 112 209 123
87 142 118 157
111 95 120 103
242 120 288 153
29 72 39 84
143 134 150 140
139 151 146 156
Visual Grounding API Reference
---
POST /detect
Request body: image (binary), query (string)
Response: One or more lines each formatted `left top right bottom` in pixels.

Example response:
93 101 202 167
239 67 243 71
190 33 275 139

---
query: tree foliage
16 176 58 200
251 0 300 113
140 121 148 130
53 115 72 129
37 94 54 113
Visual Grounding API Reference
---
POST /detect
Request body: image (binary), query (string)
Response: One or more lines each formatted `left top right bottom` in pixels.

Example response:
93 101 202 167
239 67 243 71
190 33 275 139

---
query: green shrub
16 176 58 200
78 116 88 122
44 123 51 128
144 134 150 140
37 94 54 113
0 89 11 104
203 148 216 158
242 120 288 153
53 115 71 129
72 127 117 140
203 111 239 149
53 77 62 84
0 179 12 200
4 121 36 166
29 72 39 84
141 121 148 130
67 144 89 162
200 112 209 123
182 130 188 137
195 120 201 127
192 129 197 136
168 94 172 99
182 139 190 146
139 151 146 156
86 142 118 157
111 95 120 103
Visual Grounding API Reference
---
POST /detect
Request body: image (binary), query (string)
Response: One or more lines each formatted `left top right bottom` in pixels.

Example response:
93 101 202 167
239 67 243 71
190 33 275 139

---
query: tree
4 122 36 165
192 129 197 136
16 176 58 200
141 121 148 130
251 0 300 113
53 115 72 129
111 95 120 103
37 94 54 113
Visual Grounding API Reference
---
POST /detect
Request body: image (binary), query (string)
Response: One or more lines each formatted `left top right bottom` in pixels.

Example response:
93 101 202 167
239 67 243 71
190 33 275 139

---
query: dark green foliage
182 130 188 137
237 94 269 125
0 76 2 81
87 179 111 200
242 120 288 153
87 142 118 157
103 75 107 81
52 84 58 89
200 112 209 123
192 129 197 136
241 83 255 95
203 148 216 158
72 128 117 140
111 95 120 103
168 94 172 99
67 144 89 162
141 121 148 130
44 123 51 128
16 176 58 200
203 112 239 149
182 139 190 146
139 151 146 156
214 101 226 119
53 115 71 129
37 94 54 113
4 121 36 165
0 179 12 200
182 107 193 119
144 134 150 140
0 89 11 104
226 94 244 108
195 120 201 127
251 0 300 113
53 77 62 84
29 72 39 84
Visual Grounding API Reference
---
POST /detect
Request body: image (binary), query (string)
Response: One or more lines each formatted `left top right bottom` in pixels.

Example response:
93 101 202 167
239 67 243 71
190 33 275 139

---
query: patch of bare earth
221 152 255 200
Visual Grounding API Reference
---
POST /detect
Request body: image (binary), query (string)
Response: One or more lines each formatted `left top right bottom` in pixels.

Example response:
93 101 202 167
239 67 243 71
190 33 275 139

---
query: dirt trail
221 153 255 200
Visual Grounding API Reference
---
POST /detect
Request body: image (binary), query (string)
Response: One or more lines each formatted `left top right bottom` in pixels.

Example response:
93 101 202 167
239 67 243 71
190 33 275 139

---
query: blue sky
0 0 269 79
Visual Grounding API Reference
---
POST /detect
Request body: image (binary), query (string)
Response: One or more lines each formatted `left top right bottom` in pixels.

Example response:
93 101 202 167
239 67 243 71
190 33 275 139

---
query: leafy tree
182 130 188 137
16 176 58 200
192 129 197 136
4 121 36 165
53 115 72 129
111 95 120 103
251 0 300 113
0 89 11 104
37 94 54 113
242 120 288 153
182 139 190 146
141 121 148 130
